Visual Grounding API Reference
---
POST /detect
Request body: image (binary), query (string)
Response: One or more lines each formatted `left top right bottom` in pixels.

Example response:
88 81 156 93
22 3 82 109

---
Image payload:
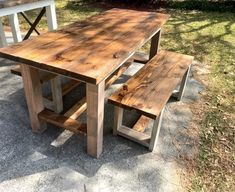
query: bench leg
46 1 58 31
176 64 191 101
9 13 22 43
21 64 47 133
149 29 161 60
149 107 165 151
50 76 63 113
113 106 123 135
0 20 7 47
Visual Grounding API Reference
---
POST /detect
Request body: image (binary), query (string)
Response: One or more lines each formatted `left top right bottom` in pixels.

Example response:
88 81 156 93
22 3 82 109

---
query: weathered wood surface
0 0 40 8
0 9 170 84
108 50 194 119
20 64 46 132
132 115 152 132
38 109 87 135
86 81 105 158
117 125 150 147
64 97 87 120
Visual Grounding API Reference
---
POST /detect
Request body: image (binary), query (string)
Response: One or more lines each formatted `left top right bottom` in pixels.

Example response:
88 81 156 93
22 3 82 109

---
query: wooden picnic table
0 8 169 158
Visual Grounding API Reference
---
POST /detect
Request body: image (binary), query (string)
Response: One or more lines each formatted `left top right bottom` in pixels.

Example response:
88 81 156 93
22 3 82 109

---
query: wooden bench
108 50 194 151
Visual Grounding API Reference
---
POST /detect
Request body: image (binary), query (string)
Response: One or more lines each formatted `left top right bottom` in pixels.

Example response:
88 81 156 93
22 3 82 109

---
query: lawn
3 1 235 191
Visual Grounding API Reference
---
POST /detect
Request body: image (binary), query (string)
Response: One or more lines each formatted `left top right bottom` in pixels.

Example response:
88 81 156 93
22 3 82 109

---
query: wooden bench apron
108 50 194 151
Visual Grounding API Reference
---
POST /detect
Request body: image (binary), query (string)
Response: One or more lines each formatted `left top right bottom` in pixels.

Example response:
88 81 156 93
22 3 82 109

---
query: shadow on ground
0 58 203 191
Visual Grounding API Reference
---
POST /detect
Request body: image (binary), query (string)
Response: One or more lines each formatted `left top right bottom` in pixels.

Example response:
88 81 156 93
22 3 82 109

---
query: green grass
3 1 235 190
161 10 235 191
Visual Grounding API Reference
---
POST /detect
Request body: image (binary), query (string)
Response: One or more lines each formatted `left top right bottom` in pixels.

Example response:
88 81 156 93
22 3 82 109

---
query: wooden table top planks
0 0 41 8
0 8 170 84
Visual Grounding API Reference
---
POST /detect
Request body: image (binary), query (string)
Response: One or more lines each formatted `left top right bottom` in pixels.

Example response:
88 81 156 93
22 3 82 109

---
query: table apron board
0 0 54 17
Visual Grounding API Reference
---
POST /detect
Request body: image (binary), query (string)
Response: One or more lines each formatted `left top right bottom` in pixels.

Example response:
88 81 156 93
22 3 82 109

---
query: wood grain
105 60 132 88
50 76 63 113
117 125 150 147
64 97 87 120
132 115 152 133
38 109 87 135
0 9 170 84
108 50 194 119
20 64 46 132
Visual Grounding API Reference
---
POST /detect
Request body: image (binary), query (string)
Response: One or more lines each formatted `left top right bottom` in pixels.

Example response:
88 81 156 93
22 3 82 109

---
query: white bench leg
0 20 7 47
50 76 63 113
149 107 165 151
46 1 57 31
9 13 22 43
176 64 191 101
113 106 123 135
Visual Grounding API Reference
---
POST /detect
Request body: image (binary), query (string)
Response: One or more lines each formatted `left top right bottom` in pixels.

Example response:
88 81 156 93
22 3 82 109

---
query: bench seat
108 50 194 150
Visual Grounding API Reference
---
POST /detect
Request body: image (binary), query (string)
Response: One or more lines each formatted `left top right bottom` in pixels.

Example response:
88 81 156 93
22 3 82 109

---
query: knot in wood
113 51 126 59
123 84 128 91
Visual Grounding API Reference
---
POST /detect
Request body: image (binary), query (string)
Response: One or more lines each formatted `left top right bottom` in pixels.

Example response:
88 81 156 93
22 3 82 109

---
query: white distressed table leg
149 107 165 151
176 64 191 101
0 20 7 47
9 13 22 43
46 1 57 31
21 64 47 133
86 81 105 158
50 76 63 113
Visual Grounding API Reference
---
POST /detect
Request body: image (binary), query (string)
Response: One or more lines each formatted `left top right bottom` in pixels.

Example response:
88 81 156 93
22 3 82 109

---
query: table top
0 8 170 84
0 0 41 8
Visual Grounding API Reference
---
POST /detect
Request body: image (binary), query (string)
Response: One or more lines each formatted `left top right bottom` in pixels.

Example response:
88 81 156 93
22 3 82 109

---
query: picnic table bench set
0 1 194 158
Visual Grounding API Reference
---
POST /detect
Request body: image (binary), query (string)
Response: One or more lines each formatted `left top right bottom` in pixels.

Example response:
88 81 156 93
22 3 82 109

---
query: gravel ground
0 46 203 191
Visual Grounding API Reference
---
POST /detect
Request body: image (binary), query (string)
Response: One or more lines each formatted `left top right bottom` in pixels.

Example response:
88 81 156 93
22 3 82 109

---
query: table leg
0 20 7 47
50 76 63 113
149 29 161 60
86 81 105 158
46 1 57 31
21 64 46 133
9 13 22 43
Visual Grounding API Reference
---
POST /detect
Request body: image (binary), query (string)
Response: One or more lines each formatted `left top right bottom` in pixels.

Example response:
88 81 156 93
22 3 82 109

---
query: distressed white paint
9 13 22 42
0 20 7 47
0 0 54 17
46 1 57 31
